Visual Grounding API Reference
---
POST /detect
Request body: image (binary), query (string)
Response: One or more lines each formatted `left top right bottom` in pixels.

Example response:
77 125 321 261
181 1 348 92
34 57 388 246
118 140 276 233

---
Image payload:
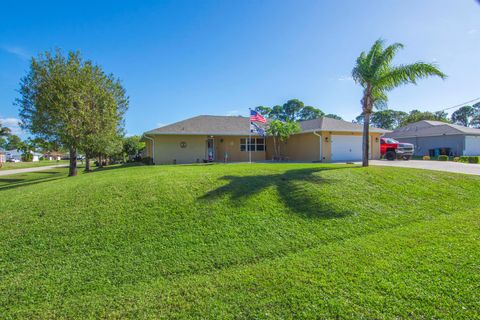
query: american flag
250 122 266 136
250 110 267 123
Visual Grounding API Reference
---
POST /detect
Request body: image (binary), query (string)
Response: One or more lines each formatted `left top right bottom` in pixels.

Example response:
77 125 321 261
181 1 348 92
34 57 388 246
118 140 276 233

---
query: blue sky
1 0 479 137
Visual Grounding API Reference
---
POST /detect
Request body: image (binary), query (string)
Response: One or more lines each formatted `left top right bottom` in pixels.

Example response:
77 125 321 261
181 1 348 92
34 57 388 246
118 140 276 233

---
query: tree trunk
273 136 278 160
85 156 90 172
362 112 370 167
69 148 77 176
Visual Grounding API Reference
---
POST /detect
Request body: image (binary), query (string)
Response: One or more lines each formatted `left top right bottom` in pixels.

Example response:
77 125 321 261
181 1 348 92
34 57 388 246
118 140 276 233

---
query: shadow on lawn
200 166 358 219
0 172 65 191
0 163 134 191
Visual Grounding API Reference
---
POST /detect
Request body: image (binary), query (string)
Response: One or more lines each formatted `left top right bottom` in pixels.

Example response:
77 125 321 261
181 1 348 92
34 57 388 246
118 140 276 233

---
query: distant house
6 149 42 162
43 151 64 161
0 148 5 163
384 120 480 156
141 115 388 164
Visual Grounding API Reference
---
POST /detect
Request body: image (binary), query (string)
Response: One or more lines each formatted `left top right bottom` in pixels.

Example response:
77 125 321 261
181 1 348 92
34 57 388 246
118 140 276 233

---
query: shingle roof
299 117 388 133
144 115 260 136
384 120 480 139
143 115 389 136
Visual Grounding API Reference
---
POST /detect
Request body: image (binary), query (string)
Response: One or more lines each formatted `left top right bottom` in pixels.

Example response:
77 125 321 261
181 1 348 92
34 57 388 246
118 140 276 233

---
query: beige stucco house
142 115 388 164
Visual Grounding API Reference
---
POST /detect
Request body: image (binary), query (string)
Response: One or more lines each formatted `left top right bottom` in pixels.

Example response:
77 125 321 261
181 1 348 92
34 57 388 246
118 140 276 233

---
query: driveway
369 160 480 176
0 164 67 176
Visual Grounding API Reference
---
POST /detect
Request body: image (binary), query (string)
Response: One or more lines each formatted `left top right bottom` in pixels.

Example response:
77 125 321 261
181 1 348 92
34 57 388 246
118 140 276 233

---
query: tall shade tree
79 61 128 171
255 100 325 121
17 49 128 176
399 109 450 127
356 109 408 130
299 106 324 120
5 134 22 150
352 39 446 166
451 106 474 127
324 114 343 120
0 122 11 137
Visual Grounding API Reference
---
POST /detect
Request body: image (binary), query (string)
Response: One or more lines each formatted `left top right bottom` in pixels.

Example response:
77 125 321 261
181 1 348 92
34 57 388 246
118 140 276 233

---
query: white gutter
143 134 155 164
313 130 322 162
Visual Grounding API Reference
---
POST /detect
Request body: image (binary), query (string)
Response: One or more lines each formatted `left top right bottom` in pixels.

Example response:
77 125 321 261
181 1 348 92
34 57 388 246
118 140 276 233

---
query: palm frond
365 39 384 69
352 52 367 85
371 42 404 76
379 62 447 90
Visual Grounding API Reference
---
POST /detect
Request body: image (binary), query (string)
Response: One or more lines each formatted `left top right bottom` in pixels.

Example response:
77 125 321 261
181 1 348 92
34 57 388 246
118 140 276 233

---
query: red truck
380 137 414 160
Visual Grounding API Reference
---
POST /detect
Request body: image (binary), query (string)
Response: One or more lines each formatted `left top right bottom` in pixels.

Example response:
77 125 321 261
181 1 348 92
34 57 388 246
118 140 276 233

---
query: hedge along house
383 120 480 157
141 115 388 164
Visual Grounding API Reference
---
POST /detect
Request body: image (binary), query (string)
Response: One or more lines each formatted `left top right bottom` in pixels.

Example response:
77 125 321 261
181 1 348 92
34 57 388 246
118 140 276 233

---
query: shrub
142 156 154 165
453 157 460 162
459 156 480 164
438 155 448 161
422 156 431 160
468 156 480 164
21 152 33 162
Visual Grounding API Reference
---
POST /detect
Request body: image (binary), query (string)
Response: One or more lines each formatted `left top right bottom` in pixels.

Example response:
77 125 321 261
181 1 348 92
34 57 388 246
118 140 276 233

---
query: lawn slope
0 163 479 318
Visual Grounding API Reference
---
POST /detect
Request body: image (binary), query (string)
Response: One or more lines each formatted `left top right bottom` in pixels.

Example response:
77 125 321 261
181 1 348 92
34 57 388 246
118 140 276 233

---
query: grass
0 163 479 318
0 159 68 170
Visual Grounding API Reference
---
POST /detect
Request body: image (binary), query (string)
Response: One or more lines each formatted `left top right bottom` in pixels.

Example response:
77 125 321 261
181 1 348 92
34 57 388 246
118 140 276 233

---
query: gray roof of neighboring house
143 115 388 136
384 120 480 139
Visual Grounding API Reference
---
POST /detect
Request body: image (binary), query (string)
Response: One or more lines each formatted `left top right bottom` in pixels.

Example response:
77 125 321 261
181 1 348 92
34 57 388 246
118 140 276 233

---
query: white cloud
1 45 30 60
0 117 24 136
338 75 353 82
468 28 477 35
156 122 167 128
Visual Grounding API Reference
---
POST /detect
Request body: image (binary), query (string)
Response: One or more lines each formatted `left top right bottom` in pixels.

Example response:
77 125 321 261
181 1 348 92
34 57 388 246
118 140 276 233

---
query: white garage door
331 135 363 162
464 136 480 156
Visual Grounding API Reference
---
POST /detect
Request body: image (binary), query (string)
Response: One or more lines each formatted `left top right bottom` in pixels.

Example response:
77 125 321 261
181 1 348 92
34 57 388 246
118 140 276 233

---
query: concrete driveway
369 160 480 176
0 164 67 176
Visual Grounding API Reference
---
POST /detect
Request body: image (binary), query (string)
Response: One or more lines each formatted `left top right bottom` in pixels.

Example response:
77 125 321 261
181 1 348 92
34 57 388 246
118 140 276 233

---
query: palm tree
352 39 446 166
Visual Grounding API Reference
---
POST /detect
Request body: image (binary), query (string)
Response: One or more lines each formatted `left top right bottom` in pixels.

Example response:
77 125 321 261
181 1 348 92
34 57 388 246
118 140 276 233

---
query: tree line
354 104 480 130
254 99 342 122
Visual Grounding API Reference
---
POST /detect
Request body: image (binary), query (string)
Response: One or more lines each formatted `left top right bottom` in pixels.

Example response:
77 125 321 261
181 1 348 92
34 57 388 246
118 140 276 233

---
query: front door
206 138 215 161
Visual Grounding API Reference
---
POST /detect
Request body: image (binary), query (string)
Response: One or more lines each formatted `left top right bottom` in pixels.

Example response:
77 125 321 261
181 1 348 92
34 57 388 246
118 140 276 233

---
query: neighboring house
384 120 480 156
43 151 64 161
0 148 5 163
6 149 42 162
142 115 387 164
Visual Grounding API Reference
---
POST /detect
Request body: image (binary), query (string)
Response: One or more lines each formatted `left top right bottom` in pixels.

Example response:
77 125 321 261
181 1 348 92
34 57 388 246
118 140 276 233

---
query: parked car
380 137 414 160
6 158 21 163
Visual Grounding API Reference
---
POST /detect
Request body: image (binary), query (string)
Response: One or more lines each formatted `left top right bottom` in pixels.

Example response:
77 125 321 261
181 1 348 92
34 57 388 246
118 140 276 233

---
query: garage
464 136 480 156
331 135 363 162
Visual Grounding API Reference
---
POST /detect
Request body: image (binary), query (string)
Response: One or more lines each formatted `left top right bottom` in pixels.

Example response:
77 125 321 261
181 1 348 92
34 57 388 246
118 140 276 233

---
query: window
240 138 265 152
256 138 265 151
240 138 246 151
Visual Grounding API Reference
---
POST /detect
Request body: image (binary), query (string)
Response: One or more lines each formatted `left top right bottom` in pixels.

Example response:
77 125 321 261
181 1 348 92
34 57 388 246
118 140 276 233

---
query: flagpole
249 108 252 164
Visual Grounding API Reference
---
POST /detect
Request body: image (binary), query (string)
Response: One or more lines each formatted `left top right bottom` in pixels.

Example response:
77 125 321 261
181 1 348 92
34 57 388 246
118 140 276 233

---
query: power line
435 97 480 113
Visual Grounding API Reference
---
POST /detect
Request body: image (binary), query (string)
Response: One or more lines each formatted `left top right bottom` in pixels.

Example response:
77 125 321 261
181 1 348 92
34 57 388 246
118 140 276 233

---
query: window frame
240 137 265 152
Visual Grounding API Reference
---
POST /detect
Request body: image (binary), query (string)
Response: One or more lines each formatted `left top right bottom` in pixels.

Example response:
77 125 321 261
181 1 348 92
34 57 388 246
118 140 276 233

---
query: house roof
384 120 480 139
298 117 388 133
143 115 389 136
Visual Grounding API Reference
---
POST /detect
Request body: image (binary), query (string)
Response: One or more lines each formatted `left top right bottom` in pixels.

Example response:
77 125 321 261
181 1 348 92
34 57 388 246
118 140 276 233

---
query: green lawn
0 163 479 318
0 159 68 170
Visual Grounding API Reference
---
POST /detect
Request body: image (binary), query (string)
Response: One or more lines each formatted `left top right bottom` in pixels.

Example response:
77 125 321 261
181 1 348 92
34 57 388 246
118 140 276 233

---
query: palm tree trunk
362 112 370 167
273 136 278 160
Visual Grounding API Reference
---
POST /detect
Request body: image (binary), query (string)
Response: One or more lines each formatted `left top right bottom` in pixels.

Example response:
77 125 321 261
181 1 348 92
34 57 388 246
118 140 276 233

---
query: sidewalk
0 164 68 176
